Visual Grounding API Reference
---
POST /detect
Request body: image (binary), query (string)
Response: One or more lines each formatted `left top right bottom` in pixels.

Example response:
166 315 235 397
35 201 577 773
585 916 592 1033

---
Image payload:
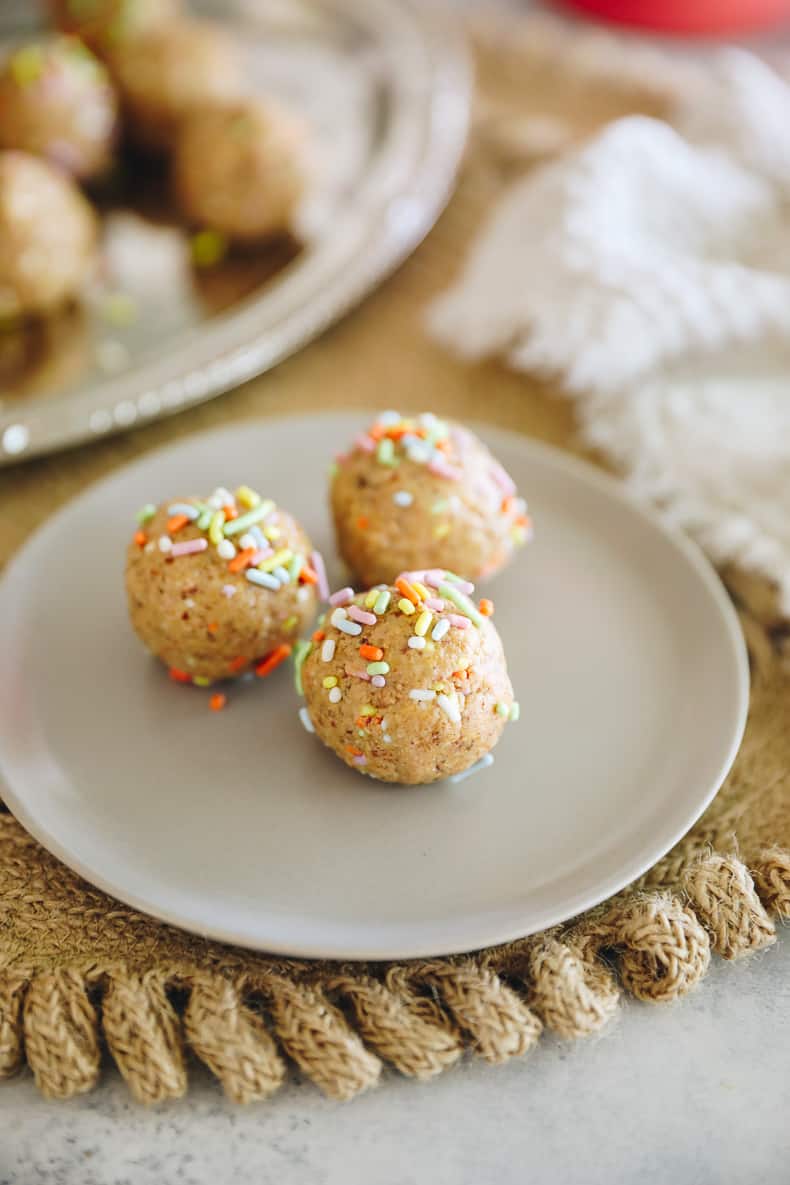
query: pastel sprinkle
288 553 304 583
353 755 368 767
437 693 461 724
398 598 415 615
371 675 386 688
246 569 280 590
444 573 475 595
366 661 390 676
328 687 342 703
251 548 272 565
359 644 383 661
393 490 413 507
209 692 226 712
171 538 208 557
355 433 376 453
235 485 261 508
271 566 289 584
329 587 354 607
311 551 330 601
408 636 426 650
414 611 433 637
365 589 379 609
439 583 484 628
217 539 236 560
299 706 315 733
259 548 293 573
491 463 516 496
207 511 225 544
158 535 172 552
348 604 376 625
509 702 520 722
448 614 470 629
410 689 436 701
425 597 445 611
321 639 336 662
255 644 292 678
377 438 396 465
373 589 391 614
239 533 256 550
223 501 275 536
222 584 236 597
167 502 199 520
433 523 450 539
197 509 212 530
495 701 509 717
136 503 156 525
193 676 212 688
283 615 298 631
264 525 281 541
331 607 362 636
431 619 450 642
449 754 494 784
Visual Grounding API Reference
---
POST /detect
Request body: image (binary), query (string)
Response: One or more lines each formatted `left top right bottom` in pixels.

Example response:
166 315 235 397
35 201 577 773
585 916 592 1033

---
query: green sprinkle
283 615 298 632
191 229 227 268
208 511 225 545
495 702 509 718
438 582 484 628
223 501 275 536
509 702 520 722
193 676 212 687
377 438 397 466
373 589 391 615
288 553 304 583
10 46 44 87
197 509 212 530
366 661 390 676
328 463 339 478
136 503 156 525
361 704 376 716
293 639 312 695
431 499 449 515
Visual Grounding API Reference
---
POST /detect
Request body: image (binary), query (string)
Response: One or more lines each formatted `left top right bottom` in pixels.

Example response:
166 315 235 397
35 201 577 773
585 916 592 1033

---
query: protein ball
48 0 183 53
106 20 242 153
173 99 307 243
0 37 118 181
0 151 98 320
331 411 532 587
299 575 517 785
125 486 321 685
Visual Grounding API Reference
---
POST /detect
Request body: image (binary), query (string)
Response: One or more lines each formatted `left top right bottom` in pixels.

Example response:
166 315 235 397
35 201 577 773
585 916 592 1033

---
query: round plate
0 0 469 464
0 414 748 959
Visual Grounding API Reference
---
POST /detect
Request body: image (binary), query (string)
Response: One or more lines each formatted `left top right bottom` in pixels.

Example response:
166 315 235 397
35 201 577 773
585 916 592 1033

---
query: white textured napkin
429 22 790 610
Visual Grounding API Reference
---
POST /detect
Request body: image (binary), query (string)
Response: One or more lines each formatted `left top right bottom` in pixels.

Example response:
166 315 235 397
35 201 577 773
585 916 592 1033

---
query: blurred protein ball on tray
48 0 184 54
559 0 790 35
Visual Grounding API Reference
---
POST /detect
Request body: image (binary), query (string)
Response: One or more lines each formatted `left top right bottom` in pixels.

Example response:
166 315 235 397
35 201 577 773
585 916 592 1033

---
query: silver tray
0 0 470 464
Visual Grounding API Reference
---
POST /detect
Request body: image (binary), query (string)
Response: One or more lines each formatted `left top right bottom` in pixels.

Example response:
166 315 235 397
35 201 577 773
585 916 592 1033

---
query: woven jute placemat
1 28 789 1106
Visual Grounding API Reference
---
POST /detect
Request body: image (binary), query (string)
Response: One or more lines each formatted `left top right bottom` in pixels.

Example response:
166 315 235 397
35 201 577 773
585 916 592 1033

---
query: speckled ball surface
106 20 242 152
173 99 307 242
125 486 319 684
0 37 118 181
0 150 98 320
299 576 516 784
49 0 183 53
330 412 532 588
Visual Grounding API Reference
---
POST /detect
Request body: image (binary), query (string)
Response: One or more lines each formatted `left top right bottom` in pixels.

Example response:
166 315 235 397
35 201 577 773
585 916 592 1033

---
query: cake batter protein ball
298 574 518 784
126 485 325 685
0 151 98 320
173 99 307 242
0 37 118 181
49 0 183 53
331 412 532 588
106 20 242 152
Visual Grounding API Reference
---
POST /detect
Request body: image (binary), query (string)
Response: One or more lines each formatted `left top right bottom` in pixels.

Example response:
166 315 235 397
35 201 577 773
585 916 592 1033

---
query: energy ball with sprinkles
126 485 327 686
298 572 518 785
330 412 532 587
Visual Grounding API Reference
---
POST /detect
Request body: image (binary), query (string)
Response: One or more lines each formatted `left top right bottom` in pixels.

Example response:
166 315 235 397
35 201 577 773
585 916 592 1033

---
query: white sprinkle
273 565 290 584
331 607 362 636
214 487 234 505
321 639 336 662
297 586 311 602
371 675 386 687
410 689 436 701
239 533 256 550
246 569 280 590
158 535 172 553
144 541 155 554
328 687 342 703
408 636 426 650
449 754 494 784
217 539 236 560
184 599 195 609
379 410 401 426
437 693 461 723
432 619 450 642
222 584 236 598
383 734 392 744
207 494 223 510
393 490 413 507
299 707 315 733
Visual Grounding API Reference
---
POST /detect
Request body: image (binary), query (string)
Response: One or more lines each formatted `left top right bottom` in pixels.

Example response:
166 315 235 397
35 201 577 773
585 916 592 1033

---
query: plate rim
0 415 750 958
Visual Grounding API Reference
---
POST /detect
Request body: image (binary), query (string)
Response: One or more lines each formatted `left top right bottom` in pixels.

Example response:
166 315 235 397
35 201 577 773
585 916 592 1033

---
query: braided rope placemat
1 28 789 1105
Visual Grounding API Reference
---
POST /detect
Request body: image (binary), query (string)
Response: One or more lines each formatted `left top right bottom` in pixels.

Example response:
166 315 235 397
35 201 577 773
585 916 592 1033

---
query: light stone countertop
2 931 789 1185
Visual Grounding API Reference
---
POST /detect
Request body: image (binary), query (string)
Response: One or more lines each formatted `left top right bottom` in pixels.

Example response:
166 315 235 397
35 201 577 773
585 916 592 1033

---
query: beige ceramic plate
0 414 748 958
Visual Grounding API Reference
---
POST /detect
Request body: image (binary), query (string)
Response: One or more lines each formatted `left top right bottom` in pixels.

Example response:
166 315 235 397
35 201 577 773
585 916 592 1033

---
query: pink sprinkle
335 453 349 465
345 664 371 681
222 584 237 598
311 550 330 601
329 587 354 606
454 579 475 596
171 538 208 558
425 597 445 611
353 755 367 766
427 458 461 481
371 675 386 688
424 573 442 589
354 434 376 454
250 547 272 565
347 604 376 625
448 614 470 629
490 463 516 496
399 570 426 582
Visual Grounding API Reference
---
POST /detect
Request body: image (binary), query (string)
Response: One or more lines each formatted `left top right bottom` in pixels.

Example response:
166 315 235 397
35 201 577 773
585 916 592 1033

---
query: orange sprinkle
515 514 532 529
434 438 452 454
345 744 364 757
133 530 147 548
300 566 319 585
359 644 384 661
228 547 256 573
386 425 411 441
209 693 226 712
396 577 421 605
312 629 326 643
207 622 219 634
356 515 369 530
167 513 189 533
368 423 387 441
478 598 494 617
255 643 292 678
228 655 248 672
501 495 515 514
223 504 238 520
169 667 192 684
355 716 370 729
